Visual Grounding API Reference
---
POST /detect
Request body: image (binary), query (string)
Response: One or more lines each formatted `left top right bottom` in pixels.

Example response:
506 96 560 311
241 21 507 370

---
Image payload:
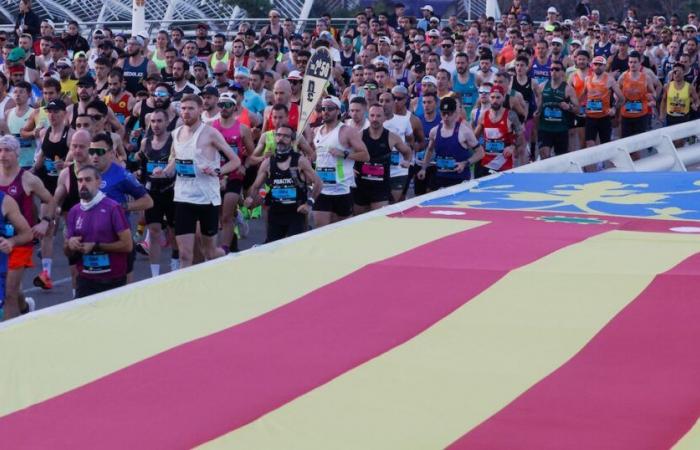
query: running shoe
32 270 53 290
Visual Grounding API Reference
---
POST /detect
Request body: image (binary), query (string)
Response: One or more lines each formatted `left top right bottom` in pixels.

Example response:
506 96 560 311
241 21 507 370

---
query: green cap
7 47 26 62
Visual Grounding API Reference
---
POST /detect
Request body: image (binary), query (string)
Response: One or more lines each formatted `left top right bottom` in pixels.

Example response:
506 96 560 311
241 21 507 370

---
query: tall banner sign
132 0 146 37
297 47 333 141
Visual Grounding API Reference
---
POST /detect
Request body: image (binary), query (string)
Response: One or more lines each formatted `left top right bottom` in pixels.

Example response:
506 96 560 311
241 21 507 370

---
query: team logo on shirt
76 216 84 230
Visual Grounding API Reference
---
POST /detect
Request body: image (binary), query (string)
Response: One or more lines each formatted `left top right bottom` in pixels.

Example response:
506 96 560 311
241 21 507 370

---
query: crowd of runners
1 0 699 315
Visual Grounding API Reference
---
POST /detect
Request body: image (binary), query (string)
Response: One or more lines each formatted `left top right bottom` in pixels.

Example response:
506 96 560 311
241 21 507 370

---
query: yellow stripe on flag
0 217 483 417
673 419 700 450
202 231 700 449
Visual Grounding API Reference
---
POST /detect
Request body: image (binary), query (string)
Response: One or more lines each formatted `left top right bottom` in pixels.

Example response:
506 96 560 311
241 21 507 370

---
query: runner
152 94 240 268
65 165 132 298
137 109 178 277
32 99 73 289
0 135 55 318
619 51 656 139
211 94 254 253
418 96 483 190
312 96 369 227
410 92 441 196
103 69 135 127
474 85 520 175
244 124 322 242
660 63 699 127
6 81 35 169
53 129 91 296
535 60 578 159
378 91 413 203
118 35 158 96
582 56 623 147
354 103 412 213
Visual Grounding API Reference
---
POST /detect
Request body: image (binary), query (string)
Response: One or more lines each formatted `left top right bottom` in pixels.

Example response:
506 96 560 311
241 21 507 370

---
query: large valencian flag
1 172 700 449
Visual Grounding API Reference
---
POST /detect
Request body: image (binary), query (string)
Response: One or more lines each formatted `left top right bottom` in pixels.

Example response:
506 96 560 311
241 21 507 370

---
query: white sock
170 258 180 271
42 258 52 276
72 289 76 298
150 264 160 277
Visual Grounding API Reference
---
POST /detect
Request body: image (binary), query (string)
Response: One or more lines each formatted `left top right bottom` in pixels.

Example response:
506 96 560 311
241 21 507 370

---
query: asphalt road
24 215 267 311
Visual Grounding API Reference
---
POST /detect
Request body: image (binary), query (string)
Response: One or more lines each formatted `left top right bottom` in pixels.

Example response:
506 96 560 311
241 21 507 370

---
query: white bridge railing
512 119 700 174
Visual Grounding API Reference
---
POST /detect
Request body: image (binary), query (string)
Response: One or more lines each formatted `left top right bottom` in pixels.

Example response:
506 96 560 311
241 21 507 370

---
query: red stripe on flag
0 212 612 449
450 252 700 450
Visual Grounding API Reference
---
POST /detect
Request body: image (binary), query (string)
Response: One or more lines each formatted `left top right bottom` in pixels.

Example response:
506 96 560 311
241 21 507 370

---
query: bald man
261 79 300 132
54 129 92 297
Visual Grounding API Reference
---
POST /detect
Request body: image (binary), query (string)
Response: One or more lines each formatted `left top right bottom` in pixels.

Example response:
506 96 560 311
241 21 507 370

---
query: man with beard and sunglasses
67 75 123 135
64 164 132 298
211 93 254 253
244 124 322 243
131 82 179 137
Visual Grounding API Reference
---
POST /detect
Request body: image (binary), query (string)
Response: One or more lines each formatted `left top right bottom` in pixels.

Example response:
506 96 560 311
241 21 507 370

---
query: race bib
230 143 239 156
271 186 296 201
624 101 643 113
316 167 336 184
543 106 563 120
83 252 111 274
390 151 400 166
147 161 167 174
116 113 126 125
586 100 603 113
436 156 457 171
360 162 385 180
175 159 196 177
485 140 505 153
44 159 58 176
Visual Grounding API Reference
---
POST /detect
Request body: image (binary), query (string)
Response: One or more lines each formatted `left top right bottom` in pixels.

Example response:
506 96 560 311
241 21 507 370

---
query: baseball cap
7 47 25 62
44 19 55 28
144 73 162 82
42 70 60 81
379 36 391 45
420 5 433 12
617 35 629 44
430 17 440 23
45 99 67 111
8 65 25 74
439 96 457 113
288 70 302 80
551 37 564 45
56 57 72 68
73 51 87 60
571 39 582 46
77 75 96 87
413 62 426 72
547 6 558 14
235 67 250 78
322 95 342 109
218 93 236 104
683 24 698 31
192 61 207 70
591 56 606 65
200 86 219 97
490 85 506 96
391 85 408 96
427 29 440 37
421 75 437 85
228 81 244 93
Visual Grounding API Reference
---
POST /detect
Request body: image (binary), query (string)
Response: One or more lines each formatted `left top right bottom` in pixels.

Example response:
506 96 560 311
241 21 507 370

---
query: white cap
427 29 440 37
56 57 72 67
379 36 391 45
218 93 237 104
288 70 302 80
322 95 342 109
684 24 698 31
547 6 558 14
420 5 433 12
44 19 55 28
421 75 437 85
552 37 564 45
372 56 390 66
563 19 573 26
571 39 582 46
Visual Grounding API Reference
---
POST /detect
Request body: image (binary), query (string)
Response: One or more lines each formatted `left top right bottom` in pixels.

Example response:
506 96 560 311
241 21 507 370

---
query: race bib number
624 101 643 113
147 161 167 174
175 159 196 177
271 186 296 201
485 140 505 153
586 100 603 113
44 159 58 176
436 156 457 171
543 106 563 120
390 151 400 166
83 252 111 274
316 167 336 184
360 162 385 180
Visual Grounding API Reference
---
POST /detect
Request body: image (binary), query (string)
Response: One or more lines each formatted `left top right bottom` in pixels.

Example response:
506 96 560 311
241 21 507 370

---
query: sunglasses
320 106 338 111
217 102 235 108
442 44 453 48
392 59 403 63
393 95 405 101
88 147 108 156
478 90 490 94
290 79 302 84
550 67 563 71
214 72 225 76
153 91 169 97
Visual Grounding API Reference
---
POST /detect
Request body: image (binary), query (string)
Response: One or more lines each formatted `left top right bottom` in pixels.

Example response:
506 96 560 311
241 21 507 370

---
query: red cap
490 84 506 96
8 65 25 74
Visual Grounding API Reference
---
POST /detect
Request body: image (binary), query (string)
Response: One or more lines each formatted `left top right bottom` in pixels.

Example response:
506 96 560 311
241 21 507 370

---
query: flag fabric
1 172 699 449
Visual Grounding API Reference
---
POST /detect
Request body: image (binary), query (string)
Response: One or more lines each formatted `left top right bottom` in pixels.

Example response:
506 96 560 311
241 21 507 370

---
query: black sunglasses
88 147 108 156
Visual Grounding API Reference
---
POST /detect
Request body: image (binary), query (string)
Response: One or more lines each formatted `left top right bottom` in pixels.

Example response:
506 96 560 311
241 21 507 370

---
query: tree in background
511 0 700 21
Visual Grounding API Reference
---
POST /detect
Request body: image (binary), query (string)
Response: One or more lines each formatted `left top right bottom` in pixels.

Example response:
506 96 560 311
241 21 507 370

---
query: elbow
359 150 370 162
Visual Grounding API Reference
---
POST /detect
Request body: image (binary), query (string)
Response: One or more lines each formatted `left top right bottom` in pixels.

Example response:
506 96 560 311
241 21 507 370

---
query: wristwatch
306 198 315 207
214 168 222 176
343 150 350 159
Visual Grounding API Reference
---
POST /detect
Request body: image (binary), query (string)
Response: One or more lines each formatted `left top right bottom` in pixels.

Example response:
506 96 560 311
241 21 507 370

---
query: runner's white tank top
314 123 354 195
172 122 221 206
0 96 11 122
